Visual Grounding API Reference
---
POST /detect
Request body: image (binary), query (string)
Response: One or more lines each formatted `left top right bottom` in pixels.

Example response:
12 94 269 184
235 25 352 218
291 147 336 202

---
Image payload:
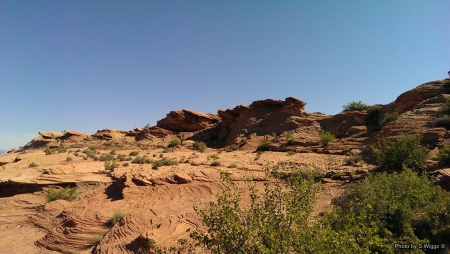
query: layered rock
156 109 220 132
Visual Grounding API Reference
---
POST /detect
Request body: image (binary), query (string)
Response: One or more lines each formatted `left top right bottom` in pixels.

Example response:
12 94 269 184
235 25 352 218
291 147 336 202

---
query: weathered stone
157 109 220 132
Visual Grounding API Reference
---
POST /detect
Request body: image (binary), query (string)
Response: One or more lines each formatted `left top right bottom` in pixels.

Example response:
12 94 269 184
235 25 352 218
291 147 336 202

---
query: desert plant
225 144 239 152
379 112 399 127
328 167 450 252
371 133 430 170
168 138 181 148
210 160 221 166
66 157 73 162
28 162 38 168
110 211 125 225
438 144 450 164
46 186 77 202
104 160 118 171
163 147 173 153
256 141 271 152
207 154 219 160
99 153 115 161
74 152 79 156
190 162 200 166
432 115 450 130
287 151 296 156
193 141 207 152
152 158 179 169
88 233 103 246
44 148 53 155
56 146 67 153
129 151 139 156
281 132 296 148
122 162 129 167
83 156 88 160
254 151 262 160
227 163 237 168
342 101 370 112
344 155 364 165
330 172 347 180
438 98 450 117
319 130 336 146
132 156 152 164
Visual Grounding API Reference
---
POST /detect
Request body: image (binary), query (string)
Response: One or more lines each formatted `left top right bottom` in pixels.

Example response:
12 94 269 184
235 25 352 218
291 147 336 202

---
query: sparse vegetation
88 233 103 246
344 155 364 165
44 148 53 155
432 115 450 130
319 130 336 146
46 186 77 202
379 112 399 127
132 156 152 164
227 163 237 168
163 147 173 153
438 97 450 116
122 162 129 167
56 146 67 153
28 162 38 168
104 160 118 171
66 157 73 162
225 144 239 152
129 151 139 156
330 172 347 180
365 105 382 134
152 158 179 169
168 138 181 148
210 160 221 166
256 141 271 152
193 141 207 152
286 151 295 156
281 132 295 148
342 101 370 112
371 133 430 171
207 154 219 160
110 211 125 225
254 151 262 160
99 153 115 161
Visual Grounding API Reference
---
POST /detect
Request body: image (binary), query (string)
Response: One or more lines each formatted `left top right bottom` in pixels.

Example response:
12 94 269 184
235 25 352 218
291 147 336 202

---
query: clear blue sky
1 1 449 150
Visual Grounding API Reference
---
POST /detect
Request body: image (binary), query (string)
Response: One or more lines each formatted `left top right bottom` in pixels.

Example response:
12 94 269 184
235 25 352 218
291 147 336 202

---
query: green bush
44 148 53 155
88 233 103 246
256 141 271 152
210 160 221 166
99 153 115 161
438 98 450 116
342 101 370 112
193 141 207 152
132 156 152 164
379 112 399 127
207 154 219 160
28 162 38 168
319 130 336 146
66 157 73 162
129 151 139 156
344 155 364 165
168 138 181 148
225 144 239 152
46 186 77 202
432 115 450 130
56 146 67 153
110 211 125 225
227 163 237 168
371 133 430 170
152 158 179 169
328 167 450 252
438 144 450 164
104 160 118 171
365 105 382 134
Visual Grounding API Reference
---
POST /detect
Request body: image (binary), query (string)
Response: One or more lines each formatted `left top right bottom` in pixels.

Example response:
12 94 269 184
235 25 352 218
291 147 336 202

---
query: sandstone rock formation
156 109 221 132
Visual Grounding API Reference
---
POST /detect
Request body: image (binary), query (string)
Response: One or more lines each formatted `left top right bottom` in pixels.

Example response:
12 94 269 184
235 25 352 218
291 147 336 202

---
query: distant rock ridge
20 79 450 155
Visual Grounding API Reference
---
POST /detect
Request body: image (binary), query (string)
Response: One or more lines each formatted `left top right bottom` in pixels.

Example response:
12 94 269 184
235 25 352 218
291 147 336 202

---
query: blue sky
1 1 449 150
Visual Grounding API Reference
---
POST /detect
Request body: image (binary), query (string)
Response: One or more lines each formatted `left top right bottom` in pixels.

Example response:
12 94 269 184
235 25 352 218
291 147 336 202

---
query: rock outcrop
156 109 221 132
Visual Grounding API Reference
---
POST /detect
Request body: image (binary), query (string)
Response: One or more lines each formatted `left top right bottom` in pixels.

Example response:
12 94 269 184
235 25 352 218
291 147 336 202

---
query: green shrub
110 211 125 225
287 151 295 156
319 130 336 146
28 162 38 168
66 157 73 162
379 112 399 127
344 155 364 165
438 144 450 164
444 80 450 88
73 152 79 156
281 132 296 148
227 163 237 168
99 153 115 161
342 101 370 112
438 98 450 116
208 154 219 160
44 148 53 155
46 186 77 202
132 156 152 164
88 233 103 246
117 154 126 161
330 172 347 180
328 167 450 252
193 141 207 152
225 144 239 152
168 138 181 148
56 146 67 153
254 151 262 160
152 158 179 169
129 151 139 156
256 141 271 152
104 160 118 171
365 105 382 134
210 160 221 166
371 133 430 170
432 115 450 130
122 162 129 167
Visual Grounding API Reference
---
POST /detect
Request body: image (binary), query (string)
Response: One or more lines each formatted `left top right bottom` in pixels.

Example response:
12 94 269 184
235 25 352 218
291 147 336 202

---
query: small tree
342 101 370 112
319 130 336 146
371 133 429 170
